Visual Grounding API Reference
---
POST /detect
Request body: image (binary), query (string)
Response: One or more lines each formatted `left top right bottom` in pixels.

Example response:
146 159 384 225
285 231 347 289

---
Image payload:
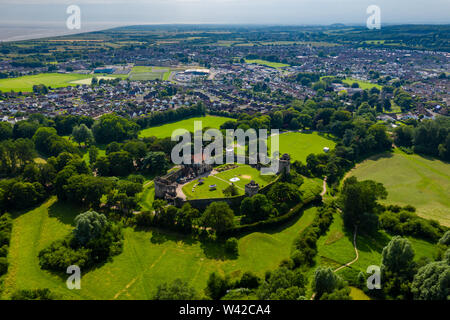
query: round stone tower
245 180 260 197
278 153 291 175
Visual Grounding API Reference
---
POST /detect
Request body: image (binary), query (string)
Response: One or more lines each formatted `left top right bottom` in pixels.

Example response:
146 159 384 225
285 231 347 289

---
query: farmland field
347 149 450 226
245 59 290 69
0 73 94 92
269 131 336 163
138 116 235 139
182 164 276 200
1 197 319 299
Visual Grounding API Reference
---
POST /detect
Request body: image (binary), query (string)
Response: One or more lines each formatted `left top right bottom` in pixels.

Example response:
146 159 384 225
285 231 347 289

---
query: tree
107 151 134 176
312 267 341 298
339 177 387 233
439 231 450 246
73 211 108 246
88 146 99 165
0 122 12 141
10 289 56 300
72 124 94 146
33 127 57 153
411 252 450 300
257 267 306 300
154 279 198 300
382 236 415 274
223 183 239 197
141 151 170 175
205 272 229 300
239 271 260 289
225 237 239 256
267 182 301 206
92 114 139 144
381 236 416 299
240 194 275 224
201 202 234 234
64 175 114 208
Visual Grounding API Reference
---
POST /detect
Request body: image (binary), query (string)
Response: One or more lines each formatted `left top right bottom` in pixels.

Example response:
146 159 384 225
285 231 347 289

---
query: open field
1 197 85 299
0 73 93 92
139 182 155 211
129 66 169 81
342 78 382 90
138 116 235 139
348 149 450 226
2 198 318 299
269 132 336 163
317 213 438 278
70 76 115 85
245 59 290 69
0 73 127 92
182 164 275 200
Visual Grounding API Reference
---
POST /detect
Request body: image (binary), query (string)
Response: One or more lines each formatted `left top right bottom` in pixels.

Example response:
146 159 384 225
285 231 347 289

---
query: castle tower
245 180 260 197
278 153 291 175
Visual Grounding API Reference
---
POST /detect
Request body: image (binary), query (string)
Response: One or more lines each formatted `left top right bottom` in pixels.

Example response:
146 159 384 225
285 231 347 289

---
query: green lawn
0 73 96 92
317 213 438 279
182 164 275 200
245 59 290 69
269 132 336 163
342 78 382 90
139 182 155 211
2 198 319 299
348 149 450 226
138 116 235 139
350 287 371 300
1 197 86 299
129 66 165 81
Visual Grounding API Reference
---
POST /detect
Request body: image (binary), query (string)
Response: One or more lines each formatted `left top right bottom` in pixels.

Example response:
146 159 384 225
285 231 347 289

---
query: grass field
1 197 85 299
0 73 94 92
70 76 115 85
317 213 438 278
269 132 336 163
342 78 382 90
182 164 276 200
139 182 155 211
2 198 319 299
138 116 235 139
348 149 450 226
245 59 290 69
129 66 170 81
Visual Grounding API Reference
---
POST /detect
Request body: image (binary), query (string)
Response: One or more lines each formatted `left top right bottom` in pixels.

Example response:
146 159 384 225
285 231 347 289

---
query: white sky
0 0 449 27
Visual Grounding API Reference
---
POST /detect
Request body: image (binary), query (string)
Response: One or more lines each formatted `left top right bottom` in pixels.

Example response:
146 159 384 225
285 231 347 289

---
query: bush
0 257 8 275
379 208 446 242
225 237 239 256
10 288 56 300
38 240 91 272
239 271 260 289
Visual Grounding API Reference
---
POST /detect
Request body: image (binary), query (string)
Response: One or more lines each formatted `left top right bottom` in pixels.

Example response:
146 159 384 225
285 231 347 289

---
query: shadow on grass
356 230 391 254
137 226 239 261
231 201 318 240
48 201 84 226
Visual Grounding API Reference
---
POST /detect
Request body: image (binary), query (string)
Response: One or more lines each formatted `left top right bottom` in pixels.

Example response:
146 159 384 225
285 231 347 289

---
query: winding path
310 223 359 300
320 176 328 197
333 226 359 273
